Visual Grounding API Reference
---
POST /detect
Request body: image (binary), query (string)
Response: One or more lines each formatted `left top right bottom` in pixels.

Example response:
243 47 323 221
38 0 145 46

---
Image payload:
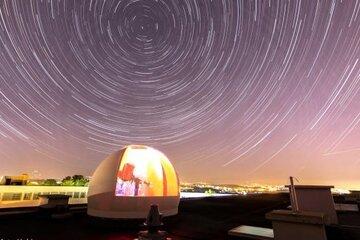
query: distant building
0 174 29 185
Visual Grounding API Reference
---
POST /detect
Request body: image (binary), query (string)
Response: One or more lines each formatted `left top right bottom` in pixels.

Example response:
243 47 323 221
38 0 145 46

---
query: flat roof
266 210 326 224
285 185 334 189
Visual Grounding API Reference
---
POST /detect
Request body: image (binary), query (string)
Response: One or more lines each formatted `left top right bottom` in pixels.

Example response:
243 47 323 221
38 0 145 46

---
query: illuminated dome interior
87 145 180 218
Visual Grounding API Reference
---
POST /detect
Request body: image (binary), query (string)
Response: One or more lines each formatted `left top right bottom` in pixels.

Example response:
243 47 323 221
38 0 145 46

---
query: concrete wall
290 186 337 225
272 220 327 240
0 186 88 208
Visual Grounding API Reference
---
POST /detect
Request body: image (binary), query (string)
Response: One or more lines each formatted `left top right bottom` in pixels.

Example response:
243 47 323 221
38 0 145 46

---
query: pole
290 176 299 212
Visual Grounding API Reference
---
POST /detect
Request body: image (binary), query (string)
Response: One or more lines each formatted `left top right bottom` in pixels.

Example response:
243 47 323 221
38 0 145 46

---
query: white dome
87 145 180 219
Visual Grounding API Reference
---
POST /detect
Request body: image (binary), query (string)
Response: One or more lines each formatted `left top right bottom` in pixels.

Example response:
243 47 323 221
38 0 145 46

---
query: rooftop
0 193 359 240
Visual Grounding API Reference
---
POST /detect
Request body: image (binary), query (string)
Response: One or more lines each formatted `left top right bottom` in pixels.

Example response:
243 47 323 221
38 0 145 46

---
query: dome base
87 208 178 219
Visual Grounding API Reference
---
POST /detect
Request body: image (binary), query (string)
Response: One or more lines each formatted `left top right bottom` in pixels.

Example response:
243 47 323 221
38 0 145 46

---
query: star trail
0 0 359 187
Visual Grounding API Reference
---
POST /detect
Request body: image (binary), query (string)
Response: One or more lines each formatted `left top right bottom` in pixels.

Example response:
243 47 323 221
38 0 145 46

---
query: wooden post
290 177 299 212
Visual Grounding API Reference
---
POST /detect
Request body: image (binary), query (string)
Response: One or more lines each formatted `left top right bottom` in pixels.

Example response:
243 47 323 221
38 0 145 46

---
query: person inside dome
115 163 150 196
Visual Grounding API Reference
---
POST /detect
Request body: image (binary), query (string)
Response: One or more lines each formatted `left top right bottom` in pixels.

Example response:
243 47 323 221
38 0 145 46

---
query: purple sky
0 0 359 188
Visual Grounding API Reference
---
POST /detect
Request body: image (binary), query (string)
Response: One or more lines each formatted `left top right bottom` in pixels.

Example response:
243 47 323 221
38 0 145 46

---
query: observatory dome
87 145 180 218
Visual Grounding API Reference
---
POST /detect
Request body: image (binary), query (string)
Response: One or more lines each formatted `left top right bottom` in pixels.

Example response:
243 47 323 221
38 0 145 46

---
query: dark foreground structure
0 194 359 240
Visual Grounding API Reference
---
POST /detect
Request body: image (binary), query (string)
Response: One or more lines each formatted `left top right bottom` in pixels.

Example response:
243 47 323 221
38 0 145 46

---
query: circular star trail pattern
0 0 359 185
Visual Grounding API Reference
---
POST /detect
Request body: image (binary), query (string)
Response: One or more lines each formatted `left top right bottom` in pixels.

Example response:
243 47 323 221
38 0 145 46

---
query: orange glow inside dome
115 145 179 197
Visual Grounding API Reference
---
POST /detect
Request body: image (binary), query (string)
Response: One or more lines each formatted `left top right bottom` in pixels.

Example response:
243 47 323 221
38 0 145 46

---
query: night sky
0 0 359 187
